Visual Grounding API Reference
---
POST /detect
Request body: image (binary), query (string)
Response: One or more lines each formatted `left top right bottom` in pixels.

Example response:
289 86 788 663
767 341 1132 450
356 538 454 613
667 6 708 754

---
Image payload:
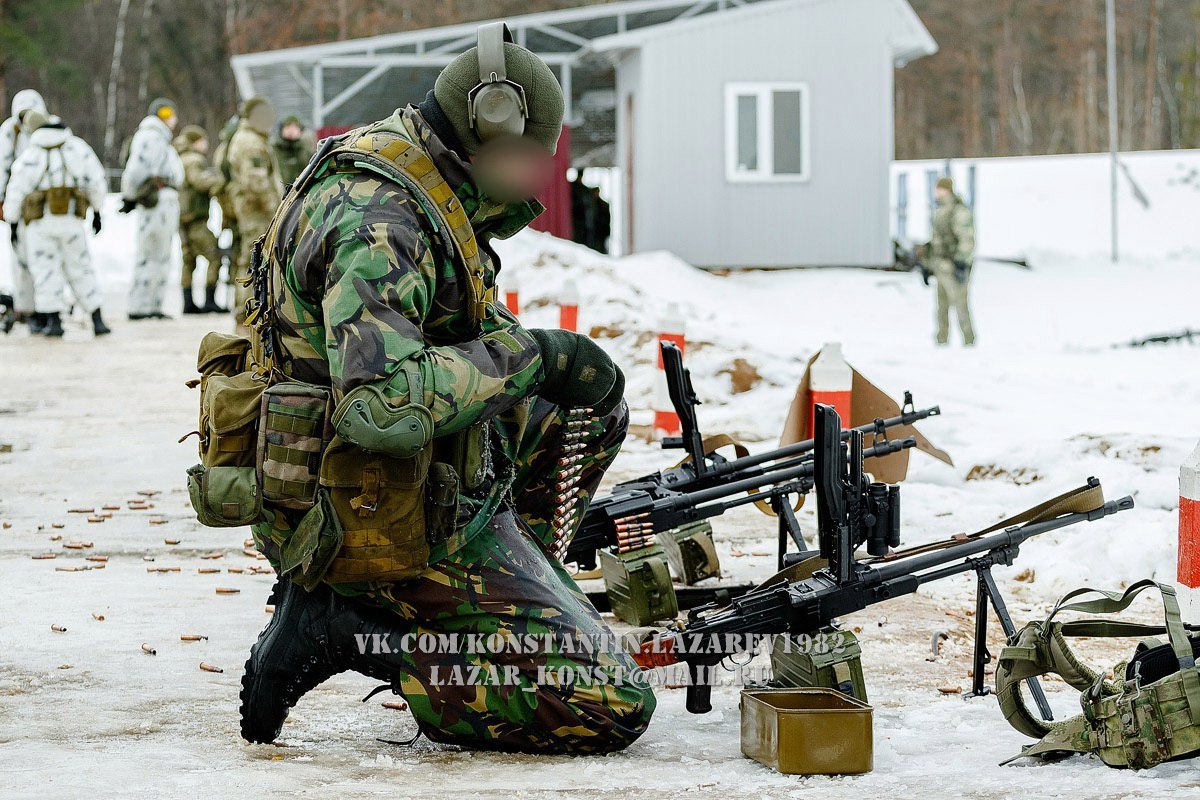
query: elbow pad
332 385 433 458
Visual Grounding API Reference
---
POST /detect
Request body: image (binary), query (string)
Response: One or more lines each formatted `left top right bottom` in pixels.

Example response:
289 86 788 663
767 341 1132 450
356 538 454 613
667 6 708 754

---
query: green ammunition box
656 520 720 585
741 688 874 775
598 545 679 626
769 629 868 703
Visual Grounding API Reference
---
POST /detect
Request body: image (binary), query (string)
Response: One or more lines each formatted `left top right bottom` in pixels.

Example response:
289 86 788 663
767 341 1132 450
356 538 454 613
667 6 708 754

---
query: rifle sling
863 482 1106 564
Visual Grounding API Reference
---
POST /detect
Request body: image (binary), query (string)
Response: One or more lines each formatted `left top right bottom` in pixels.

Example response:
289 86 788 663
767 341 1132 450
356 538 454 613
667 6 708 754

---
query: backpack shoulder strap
329 130 489 328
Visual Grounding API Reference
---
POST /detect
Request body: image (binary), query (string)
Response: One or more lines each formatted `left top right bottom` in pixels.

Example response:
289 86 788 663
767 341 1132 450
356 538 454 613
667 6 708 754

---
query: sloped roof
589 0 937 66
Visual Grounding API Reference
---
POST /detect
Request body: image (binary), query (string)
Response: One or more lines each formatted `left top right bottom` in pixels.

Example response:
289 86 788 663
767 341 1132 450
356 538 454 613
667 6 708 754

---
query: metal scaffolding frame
231 0 764 130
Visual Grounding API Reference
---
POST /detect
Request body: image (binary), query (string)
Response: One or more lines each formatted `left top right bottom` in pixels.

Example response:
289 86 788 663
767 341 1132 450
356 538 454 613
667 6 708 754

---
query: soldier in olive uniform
238 23 655 754
270 115 316 188
930 176 976 346
175 125 225 314
226 97 281 326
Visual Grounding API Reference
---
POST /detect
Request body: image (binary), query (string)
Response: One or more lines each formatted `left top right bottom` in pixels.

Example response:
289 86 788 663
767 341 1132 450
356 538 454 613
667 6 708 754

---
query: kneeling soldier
239 23 656 753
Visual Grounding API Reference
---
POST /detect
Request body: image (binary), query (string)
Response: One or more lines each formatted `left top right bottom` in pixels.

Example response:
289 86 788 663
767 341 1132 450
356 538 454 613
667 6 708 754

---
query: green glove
530 328 625 416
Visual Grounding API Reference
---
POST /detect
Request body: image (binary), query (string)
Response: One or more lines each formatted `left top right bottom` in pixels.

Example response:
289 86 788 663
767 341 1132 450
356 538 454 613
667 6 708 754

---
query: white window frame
724 82 811 183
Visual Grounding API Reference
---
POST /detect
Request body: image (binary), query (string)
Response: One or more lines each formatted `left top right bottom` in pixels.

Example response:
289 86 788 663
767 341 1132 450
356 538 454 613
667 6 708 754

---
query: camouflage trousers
933 257 975 346
179 218 221 289
336 398 657 753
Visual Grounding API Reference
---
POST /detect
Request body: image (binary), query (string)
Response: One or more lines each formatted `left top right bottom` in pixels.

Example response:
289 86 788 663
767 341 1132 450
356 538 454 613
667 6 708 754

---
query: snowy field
1 204 1199 798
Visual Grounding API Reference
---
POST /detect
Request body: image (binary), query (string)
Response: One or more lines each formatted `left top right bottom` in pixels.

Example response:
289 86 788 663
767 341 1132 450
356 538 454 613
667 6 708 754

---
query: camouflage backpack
996 579 1200 769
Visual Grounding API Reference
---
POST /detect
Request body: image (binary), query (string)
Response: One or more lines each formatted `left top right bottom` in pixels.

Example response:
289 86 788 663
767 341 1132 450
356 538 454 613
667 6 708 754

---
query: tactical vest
247 118 497 586
996 579 1200 769
21 142 89 223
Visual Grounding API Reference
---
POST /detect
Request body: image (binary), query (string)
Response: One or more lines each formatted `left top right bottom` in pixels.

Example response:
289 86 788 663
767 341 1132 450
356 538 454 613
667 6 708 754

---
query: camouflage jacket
931 194 975 263
227 120 281 215
271 132 316 188
263 106 544 539
177 148 222 224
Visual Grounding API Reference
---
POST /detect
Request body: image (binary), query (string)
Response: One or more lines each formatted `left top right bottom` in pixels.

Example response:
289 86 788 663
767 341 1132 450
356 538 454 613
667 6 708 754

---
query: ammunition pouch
599 544 678 625
770 629 868 703
257 382 333 510
996 579 1200 769
21 190 45 224
185 331 268 528
278 489 343 590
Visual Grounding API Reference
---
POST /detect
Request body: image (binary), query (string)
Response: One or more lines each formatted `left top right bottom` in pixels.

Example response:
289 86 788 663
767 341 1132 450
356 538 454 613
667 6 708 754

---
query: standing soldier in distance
226 97 281 328
0 90 49 332
2 111 110 337
237 22 655 753
174 125 225 314
930 176 976 346
212 115 241 303
120 97 184 320
270 115 316 188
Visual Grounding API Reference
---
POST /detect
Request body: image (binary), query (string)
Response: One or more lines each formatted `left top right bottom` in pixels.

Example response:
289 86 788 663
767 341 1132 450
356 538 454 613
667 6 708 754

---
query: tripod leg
964 572 991 699
977 567 1053 721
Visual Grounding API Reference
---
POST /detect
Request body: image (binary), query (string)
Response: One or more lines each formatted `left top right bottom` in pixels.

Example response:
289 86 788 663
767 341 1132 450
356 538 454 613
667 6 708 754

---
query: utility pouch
599 545 679 626
199 372 264 468
426 462 459 545
279 489 343 590
257 382 332 510
186 464 261 527
72 188 89 219
319 436 432 585
135 177 162 208
45 187 73 215
21 190 45 224
186 331 267 528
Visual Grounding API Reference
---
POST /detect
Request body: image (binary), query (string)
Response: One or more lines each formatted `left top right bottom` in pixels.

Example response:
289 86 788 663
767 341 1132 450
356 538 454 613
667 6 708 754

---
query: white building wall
617 0 901 268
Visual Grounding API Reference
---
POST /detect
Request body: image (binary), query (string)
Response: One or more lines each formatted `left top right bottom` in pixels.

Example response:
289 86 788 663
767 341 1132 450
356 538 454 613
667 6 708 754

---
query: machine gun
633 403 1135 714
564 341 941 571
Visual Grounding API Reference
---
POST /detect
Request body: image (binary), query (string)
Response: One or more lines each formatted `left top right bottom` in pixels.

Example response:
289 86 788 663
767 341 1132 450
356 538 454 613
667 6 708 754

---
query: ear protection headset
467 22 528 142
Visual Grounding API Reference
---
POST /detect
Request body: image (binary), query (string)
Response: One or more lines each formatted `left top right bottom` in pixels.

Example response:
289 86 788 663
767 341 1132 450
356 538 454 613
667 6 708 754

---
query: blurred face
249 104 276 133
471 136 555 203
163 112 178 131
281 122 302 141
936 186 951 202
194 137 209 155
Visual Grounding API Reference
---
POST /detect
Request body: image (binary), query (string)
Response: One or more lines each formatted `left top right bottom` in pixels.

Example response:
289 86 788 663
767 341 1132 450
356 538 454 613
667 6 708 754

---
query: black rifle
1119 329 1198 348
564 341 940 571
634 404 1135 715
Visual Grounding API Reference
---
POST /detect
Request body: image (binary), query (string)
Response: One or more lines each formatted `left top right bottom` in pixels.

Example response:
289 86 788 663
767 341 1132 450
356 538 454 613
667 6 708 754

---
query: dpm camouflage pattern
250 105 654 749
343 504 656 754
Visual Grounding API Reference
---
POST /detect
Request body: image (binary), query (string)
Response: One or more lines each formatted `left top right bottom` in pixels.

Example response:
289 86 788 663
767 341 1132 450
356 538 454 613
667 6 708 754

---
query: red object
559 305 578 332
653 329 686 437
1180 446 1200 589
315 124 355 141
1182 497 1200 588
809 390 853 435
528 126 573 240
655 332 686 369
504 290 520 316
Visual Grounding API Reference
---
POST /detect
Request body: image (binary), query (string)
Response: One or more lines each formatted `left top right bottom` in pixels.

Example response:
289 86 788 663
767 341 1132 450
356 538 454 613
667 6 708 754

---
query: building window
725 83 810 182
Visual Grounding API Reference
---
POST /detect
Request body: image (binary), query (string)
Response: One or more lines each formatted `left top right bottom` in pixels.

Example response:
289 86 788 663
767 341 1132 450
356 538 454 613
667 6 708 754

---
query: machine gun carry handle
659 340 709 475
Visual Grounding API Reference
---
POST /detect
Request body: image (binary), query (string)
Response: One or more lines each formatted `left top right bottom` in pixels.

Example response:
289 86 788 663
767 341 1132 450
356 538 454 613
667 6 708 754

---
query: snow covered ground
1 213 1198 798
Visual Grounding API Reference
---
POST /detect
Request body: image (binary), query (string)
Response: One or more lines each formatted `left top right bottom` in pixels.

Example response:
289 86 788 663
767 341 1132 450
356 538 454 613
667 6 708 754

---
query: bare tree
104 0 132 164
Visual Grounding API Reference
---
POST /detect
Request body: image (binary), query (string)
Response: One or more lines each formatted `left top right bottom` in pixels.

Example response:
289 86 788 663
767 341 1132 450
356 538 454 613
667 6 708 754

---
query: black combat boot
27 312 46 334
201 285 227 314
91 309 111 336
240 577 389 743
42 312 64 337
182 287 203 315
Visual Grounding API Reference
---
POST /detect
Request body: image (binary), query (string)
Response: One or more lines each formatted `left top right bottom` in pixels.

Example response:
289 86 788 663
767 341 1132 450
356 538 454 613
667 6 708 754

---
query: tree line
1 0 1198 167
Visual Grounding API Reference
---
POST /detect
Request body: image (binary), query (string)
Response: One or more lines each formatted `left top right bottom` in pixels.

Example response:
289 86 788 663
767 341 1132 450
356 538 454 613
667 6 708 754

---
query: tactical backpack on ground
996 579 1200 769
219 116 498 589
